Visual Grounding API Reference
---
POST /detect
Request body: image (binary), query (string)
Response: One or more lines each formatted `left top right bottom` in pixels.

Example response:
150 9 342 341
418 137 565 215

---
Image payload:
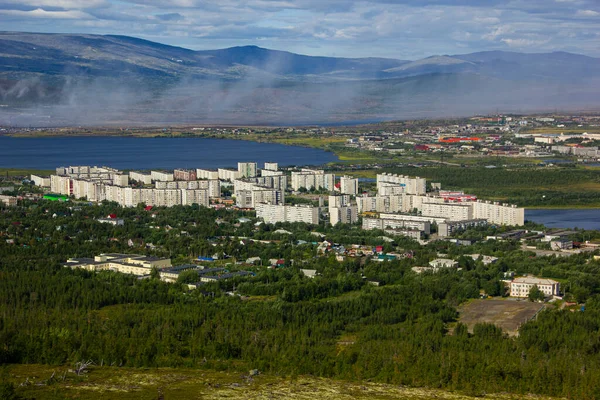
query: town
28 160 524 238
2 131 600 399
4 158 595 305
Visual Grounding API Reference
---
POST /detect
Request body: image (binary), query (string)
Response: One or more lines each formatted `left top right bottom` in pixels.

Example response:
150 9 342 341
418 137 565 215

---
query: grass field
4 364 562 400
458 299 546 337
0 168 54 178
522 126 600 135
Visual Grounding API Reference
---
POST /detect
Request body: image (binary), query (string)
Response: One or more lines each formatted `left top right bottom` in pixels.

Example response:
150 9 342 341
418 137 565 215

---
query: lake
0 136 338 170
526 209 600 230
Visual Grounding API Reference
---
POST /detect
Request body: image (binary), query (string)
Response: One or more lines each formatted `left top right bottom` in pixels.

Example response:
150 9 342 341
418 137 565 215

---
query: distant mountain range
1 32 599 126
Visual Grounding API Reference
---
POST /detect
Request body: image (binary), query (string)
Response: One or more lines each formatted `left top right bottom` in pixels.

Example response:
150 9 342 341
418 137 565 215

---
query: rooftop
512 277 559 285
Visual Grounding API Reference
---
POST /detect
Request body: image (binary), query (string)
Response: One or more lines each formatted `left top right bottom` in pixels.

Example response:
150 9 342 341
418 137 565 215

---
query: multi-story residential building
291 169 335 191
238 162 258 178
30 175 51 187
510 277 560 298
129 171 152 185
154 180 220 197
174 169 197 181
235 187 284 208
181 189 209 206
363 216 431 234
378 182 408 196
357 195 404 213
218 168 240 181
339 176 359 195
236 176 287 190
50 175 72 196
264 162 278 171
421 201 473 221
260 169 284 177
196 169 220 180
330 205 358 225
329 194 351 208
438 219 488 237
256 203 319 224
377 173 427 195
113 174 129 187
472 200 525 226
150 171 174 182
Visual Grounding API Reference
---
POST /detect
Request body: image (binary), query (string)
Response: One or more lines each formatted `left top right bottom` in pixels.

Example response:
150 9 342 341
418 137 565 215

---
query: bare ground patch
458 299 545 336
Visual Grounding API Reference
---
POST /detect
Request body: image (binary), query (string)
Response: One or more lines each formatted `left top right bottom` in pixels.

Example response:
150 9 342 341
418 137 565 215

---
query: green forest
2 200 600 398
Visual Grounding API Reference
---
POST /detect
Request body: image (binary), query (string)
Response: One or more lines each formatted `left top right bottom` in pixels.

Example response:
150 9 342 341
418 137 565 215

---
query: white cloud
0 7 92 19
576 9 599 17
1 0 107 9
0 0 599 58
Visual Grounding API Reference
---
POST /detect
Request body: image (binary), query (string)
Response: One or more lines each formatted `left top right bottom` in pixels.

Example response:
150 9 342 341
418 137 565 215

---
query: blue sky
0 0 599 59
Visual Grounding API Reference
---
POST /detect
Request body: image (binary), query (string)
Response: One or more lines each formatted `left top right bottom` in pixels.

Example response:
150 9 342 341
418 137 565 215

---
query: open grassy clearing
522 127 600 135
5 364 563 400
0 168 54 177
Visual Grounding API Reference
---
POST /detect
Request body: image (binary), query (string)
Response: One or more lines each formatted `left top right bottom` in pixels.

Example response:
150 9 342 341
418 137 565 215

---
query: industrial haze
1 32 600 126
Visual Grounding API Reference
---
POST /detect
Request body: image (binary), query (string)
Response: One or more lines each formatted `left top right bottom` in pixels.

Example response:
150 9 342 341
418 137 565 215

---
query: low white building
510 277 560 298
0 195 17 207
428 258 458 269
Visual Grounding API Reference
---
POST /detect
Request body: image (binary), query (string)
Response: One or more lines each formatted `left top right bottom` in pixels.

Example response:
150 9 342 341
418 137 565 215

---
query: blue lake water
526 209 600 230
0 136 338 170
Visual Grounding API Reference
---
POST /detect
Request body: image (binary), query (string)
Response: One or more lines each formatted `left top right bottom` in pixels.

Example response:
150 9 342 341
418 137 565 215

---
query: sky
0 0 599 59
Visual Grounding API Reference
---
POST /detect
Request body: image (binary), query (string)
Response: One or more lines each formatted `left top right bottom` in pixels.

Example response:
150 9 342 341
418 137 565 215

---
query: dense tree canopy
1 200 600 398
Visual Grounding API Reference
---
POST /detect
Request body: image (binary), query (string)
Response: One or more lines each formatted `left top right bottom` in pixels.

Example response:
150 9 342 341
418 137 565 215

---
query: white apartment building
155 180 220 198
235 187 284 208
472 201 524 226
421 201 473 221
181 189 209 206
218 168 240 181
376 173 427 195
260 169 284 177
291 170 335 191
30 175 51 187
236 175 287 190
238 162 258 178
151 171 174 182
329 194 351 208
378 182 408 196
330 205 358 225
357 195 403 213
113 174 129 187
256 203 319 224
196 169 219 180
510 277 560 298
51 175 72 196
363 216 430 234
129 171 152 185
339 176 359 195
264 162 278 171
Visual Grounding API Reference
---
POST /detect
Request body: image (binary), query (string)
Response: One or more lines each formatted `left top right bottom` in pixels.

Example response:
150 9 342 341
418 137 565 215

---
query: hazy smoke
1 62 599 127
